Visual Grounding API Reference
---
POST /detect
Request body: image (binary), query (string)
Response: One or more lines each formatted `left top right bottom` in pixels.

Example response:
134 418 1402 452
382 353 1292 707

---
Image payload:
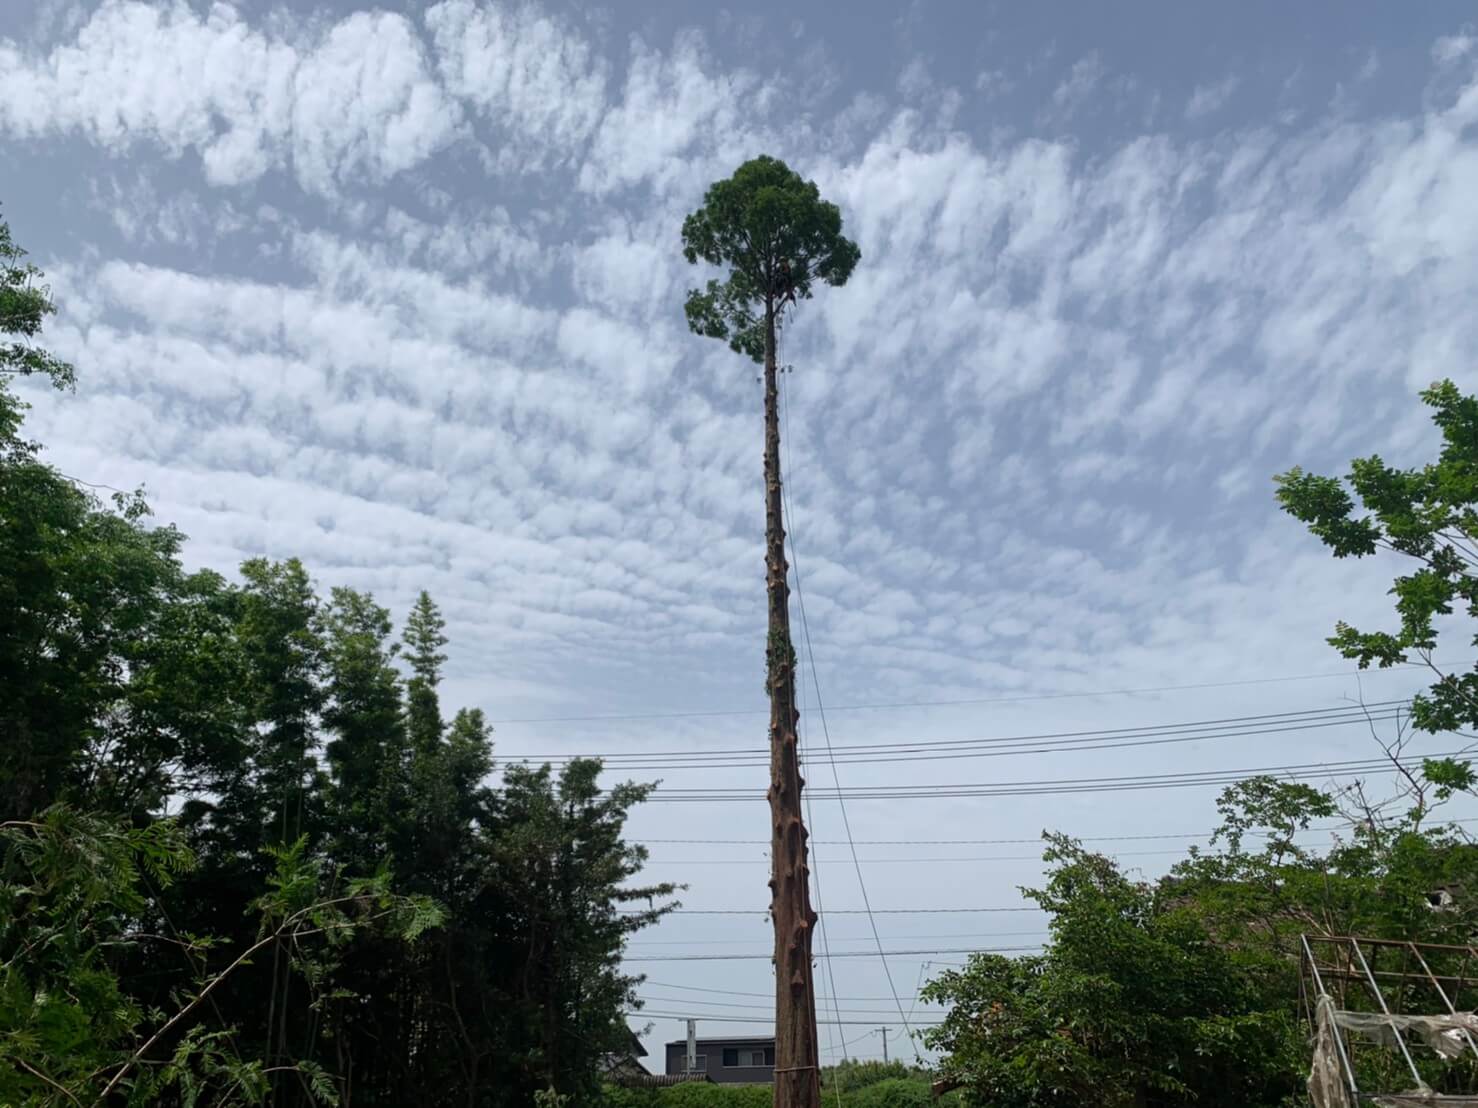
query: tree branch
16 1057 83 1107
92 894 394 1103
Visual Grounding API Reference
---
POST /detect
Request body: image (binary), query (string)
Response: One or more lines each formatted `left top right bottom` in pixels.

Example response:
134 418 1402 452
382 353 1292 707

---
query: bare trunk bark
764 297 821 1108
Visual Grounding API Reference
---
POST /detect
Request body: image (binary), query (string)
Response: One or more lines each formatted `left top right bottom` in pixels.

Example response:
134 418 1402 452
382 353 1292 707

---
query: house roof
613 1073 713 1088
627 1028 648 1058
664 1035 776 1047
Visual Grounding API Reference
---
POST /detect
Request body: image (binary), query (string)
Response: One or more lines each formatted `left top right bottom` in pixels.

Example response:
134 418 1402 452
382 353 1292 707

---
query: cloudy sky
4 0 1478 1064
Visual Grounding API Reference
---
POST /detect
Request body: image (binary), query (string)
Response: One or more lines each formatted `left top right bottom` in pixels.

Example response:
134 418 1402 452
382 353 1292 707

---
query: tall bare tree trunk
763 299 821 1108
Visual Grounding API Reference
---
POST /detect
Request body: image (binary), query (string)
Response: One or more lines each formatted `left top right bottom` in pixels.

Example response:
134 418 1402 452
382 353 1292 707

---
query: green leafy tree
400 590 459 884
320 587 406 864
681 154 859 1108
236 558 327 850
847 1078 940 1108
0 205 683 1108
0 808 193 1105
1171 770 1478 960
0 462 200 820
822 1058 917 1093
922 835 1303 1108
681 155 860 362
0 212 218 823
1 806 437 1107
488 759 678 1103
404 589 449 750
0 210 74 388
1276 380 1478 793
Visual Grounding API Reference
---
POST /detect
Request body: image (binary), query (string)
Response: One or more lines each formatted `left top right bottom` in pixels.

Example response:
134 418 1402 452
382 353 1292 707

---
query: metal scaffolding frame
1301 935 1478 1106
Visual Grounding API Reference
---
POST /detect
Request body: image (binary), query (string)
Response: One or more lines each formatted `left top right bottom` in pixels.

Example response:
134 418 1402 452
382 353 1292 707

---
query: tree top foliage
681 154 860 361
0 211 74 389
0 205 678 1107
1276 378 1478 753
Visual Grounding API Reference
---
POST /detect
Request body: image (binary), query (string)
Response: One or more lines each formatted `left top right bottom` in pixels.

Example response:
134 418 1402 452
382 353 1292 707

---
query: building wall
664 1041 775 1085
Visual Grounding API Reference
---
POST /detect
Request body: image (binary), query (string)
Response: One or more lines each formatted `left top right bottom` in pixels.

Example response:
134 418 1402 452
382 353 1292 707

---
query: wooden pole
763 292 820 1108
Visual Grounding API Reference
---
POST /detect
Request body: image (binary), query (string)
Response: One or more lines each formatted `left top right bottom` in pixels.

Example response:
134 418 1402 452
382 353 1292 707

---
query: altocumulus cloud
0 0 1474 767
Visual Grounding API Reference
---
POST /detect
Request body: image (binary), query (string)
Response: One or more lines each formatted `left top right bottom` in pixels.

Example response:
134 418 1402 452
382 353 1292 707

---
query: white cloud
1433 29 1475 65
975 68 1013 99
578 31 774 197
0 0 462 193
9 13 1478 1023
898 56 932 100
382 205 550 282
424 0 607 170
289 11 462 194
1048 52 1105 117
1185 75 1240 119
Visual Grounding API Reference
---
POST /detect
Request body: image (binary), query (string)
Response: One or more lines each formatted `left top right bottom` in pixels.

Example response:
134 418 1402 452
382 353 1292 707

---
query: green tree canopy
0 211 74 389
0 207 678 1106
681 154 860 361
1275 379 1478 740
922 834 1303 1108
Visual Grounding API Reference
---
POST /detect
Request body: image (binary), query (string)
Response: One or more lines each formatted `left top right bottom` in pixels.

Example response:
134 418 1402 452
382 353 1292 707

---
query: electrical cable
622 906 1040 915
500 700 1408 768
637 817 1478 846
793 514 845 1104
640 848 1240 865
628 928 1048 948
631 1009 949 1027
635 994 938 1017
618 750 1464 801
782 374 920 1063
489 666 1431 725
640 980 936 1003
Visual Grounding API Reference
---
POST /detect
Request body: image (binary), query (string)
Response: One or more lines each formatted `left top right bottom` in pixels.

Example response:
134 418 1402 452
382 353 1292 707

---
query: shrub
848 1077 935 1108
823 1058 914 1091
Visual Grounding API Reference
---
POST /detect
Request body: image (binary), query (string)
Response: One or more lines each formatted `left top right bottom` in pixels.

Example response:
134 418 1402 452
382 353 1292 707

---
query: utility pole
686 1019 697 1075
877 1027 891 1064
679 155 860 1108
760 258 821 1108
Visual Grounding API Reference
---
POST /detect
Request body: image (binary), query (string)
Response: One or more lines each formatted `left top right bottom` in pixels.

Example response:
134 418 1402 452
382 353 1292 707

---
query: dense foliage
0 211 677 1106
681 154 860 362
921 829 1307 1108
1276 379 1478 775
601 1078 956 1108
923 379 1478 1107
922 783 1478 1107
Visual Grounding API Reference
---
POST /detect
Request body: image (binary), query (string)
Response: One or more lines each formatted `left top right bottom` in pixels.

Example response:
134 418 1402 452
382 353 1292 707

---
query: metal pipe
1303 933 1361 1098
1406 942 1478 1064
1348 938 1425 1089
1458 950 1471 1014
1306 963 1478 988
1313 936 1478 955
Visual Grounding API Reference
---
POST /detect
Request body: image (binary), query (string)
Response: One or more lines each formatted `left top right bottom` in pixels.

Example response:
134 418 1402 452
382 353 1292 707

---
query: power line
59 470 132 495
622 907 1040 916
639 818 1478 845
640 849 1223 865
822 1027 884 1059
523 711 1406 770
639 814 1467 856
628 928 1049 947
489 666 1425 725
500 700 1408 767
626 751 1463 802
632 1009 949 1027
774 374 840 1093
783 377 918 1063
640 980 937 1003
635 994 939 1017
795 536 846 1099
